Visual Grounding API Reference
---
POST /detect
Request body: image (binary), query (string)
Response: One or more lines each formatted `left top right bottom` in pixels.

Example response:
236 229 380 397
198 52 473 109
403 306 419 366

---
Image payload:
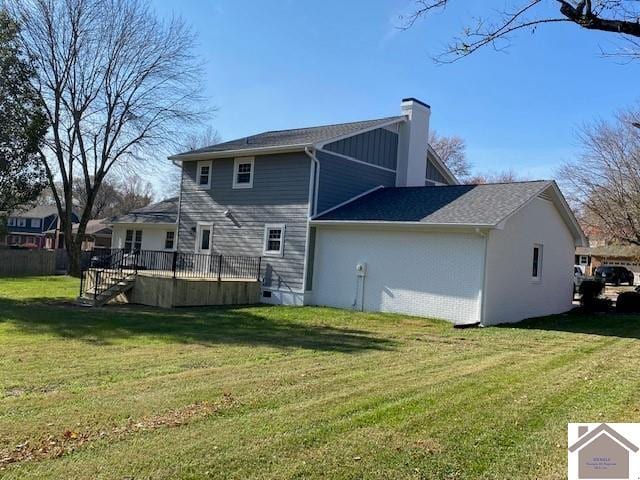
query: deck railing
80 248 262 298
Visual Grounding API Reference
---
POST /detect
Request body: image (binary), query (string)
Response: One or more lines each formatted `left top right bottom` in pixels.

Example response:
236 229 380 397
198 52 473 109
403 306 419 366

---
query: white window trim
532 243 543 282
164 231 175 250
263 224 285 257
579 255 588 265
7 217 15 227
195 222 213 254
17 218 26 227
196 160 212 189
31 218 41 228
232 157 254 189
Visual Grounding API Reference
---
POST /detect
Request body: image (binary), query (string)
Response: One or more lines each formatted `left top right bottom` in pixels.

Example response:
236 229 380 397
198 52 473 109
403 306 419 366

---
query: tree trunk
66 237 83 277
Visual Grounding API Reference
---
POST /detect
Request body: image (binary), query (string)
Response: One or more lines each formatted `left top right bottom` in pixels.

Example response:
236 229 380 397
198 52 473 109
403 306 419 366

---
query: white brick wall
483 197 575 325
309 226 486 325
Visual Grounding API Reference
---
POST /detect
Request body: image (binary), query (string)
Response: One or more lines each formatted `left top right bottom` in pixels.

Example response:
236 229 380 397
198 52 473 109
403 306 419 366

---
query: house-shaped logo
568 424 639 479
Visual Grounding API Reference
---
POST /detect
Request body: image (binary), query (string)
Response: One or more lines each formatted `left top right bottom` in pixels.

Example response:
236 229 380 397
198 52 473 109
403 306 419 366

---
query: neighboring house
575 244 640 277
46 219 113 251
0 205 79 249
110 198 178 252
169 97 586 326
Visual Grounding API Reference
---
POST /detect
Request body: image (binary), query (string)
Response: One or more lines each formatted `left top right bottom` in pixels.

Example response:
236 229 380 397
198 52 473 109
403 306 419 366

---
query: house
569 424 639 479
0 205 79 249
575 244 640 277
168 98 586 326
110 198 178 252
45 219 113 252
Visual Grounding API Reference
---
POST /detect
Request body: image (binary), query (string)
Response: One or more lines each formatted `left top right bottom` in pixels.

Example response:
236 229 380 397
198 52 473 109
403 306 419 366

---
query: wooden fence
0 249 57 277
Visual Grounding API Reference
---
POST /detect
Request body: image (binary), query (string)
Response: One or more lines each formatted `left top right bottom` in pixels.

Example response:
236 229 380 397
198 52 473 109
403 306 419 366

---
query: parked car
594 266 635 286
573 266 584 293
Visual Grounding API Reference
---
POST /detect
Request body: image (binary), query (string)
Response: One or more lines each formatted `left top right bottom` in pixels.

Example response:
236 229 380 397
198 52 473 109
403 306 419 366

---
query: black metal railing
80 248 262 299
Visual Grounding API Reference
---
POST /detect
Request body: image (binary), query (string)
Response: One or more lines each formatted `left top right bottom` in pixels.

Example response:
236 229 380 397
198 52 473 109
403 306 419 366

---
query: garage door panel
310 227 485 324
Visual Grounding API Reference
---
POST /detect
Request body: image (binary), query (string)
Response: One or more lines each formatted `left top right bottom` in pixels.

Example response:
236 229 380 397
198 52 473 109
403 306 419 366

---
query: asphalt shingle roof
315 181 552 226
111 197 178 225
174 116 404 156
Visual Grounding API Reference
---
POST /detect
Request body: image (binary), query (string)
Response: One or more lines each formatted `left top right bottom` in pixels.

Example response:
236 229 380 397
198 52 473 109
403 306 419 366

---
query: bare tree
559 107 640 245
163 125 221 197
73 174 154 218
466 169 525 185
8 0 204 274
402 1 640 62
429 131 472 180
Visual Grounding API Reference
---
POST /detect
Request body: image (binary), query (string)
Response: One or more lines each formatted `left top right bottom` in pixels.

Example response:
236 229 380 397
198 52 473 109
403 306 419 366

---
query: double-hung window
263 224 285 257
197 161 212 189
165 231 175 250
16 218 26 227
7 217 15 227
532 244 543 281
31 218 41 228
233 157 254 189
125 229 143 253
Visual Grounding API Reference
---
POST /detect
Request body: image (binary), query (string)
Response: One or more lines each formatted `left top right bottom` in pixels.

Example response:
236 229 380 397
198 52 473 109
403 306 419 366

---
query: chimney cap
401 97 431 109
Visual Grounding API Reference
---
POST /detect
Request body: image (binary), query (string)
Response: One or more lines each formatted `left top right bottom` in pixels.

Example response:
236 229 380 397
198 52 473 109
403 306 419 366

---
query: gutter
309 220 496 230
168 144 312 162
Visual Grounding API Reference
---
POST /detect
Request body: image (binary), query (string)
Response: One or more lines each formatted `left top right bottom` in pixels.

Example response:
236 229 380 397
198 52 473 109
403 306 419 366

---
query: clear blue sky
153 0 640 180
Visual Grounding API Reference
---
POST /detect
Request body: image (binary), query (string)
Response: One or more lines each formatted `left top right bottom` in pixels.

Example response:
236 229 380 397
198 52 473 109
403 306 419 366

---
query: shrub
579 279 609 312
616 291 640 313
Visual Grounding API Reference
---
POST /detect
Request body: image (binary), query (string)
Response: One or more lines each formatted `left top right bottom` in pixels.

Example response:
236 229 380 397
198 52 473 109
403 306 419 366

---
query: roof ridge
254 115 404 137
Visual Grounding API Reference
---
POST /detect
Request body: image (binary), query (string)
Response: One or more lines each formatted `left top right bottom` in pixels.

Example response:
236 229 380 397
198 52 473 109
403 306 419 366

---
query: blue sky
153 0 640 180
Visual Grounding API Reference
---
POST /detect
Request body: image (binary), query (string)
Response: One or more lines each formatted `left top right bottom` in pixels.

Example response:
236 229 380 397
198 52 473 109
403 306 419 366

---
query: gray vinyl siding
426 157 448 184
178 152 311 292
315 150 396 214
323 128 398 170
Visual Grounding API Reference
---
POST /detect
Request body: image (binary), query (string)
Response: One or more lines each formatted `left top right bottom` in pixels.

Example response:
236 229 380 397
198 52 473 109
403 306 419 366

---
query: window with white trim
31 218 41 228
233 157 254 189
579 255 589 266
164 231 175 250
7 217 15 227
125 229 143 253
16 218 26 227
197 161 212 189
263 224 285 257
532 244 543 281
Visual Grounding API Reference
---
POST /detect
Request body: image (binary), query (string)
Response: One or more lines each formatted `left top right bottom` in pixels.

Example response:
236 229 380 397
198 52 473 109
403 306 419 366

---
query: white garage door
310 227 486 325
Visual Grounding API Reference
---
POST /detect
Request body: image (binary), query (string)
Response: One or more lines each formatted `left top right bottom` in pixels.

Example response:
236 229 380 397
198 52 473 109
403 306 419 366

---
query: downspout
301 147 320 301
478 228 489 327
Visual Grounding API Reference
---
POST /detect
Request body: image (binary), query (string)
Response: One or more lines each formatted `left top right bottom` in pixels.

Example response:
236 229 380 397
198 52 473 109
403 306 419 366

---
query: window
7 217 16 227
579 255 589 266
196 223 213 253
532 244 543 281
233 157 254 189
263 224 285 256
124 229 143 253
16 218 26 227
31 218 41 228
197 161 212 189
165 231 175 250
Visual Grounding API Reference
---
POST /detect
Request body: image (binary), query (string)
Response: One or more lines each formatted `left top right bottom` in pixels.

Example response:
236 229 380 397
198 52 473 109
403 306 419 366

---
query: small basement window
263 224 285 257
532 244 543 281
197 161 212 189
233 157 254 189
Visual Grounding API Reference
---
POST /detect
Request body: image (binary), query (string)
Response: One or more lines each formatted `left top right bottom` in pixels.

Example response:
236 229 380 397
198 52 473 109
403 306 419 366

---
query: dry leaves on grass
0 392 239 469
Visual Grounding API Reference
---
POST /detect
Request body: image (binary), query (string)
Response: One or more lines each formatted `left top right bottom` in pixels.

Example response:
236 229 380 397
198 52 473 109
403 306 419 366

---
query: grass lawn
2 277 640 479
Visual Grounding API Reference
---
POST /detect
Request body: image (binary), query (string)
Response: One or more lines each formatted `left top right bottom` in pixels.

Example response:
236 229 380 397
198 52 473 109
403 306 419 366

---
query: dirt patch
0 392 239 469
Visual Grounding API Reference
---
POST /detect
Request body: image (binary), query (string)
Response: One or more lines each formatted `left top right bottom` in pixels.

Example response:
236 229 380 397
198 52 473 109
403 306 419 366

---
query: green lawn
1 277 640 479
